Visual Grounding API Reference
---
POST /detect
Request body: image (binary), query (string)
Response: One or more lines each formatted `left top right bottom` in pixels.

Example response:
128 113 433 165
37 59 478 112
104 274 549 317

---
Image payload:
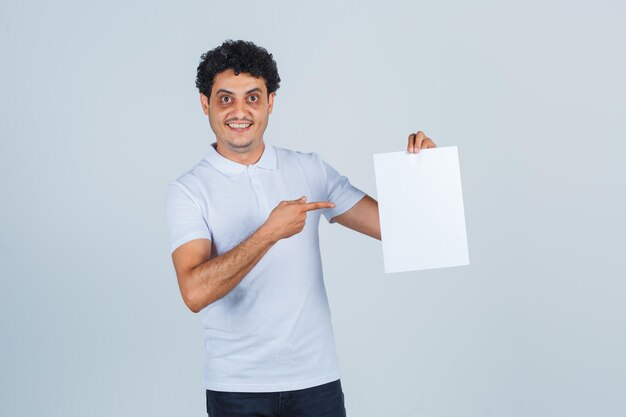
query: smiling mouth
226 122 253 133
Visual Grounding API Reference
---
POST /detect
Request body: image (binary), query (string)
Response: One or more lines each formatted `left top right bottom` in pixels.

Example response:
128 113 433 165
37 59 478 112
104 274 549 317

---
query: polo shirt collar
204 141 277 177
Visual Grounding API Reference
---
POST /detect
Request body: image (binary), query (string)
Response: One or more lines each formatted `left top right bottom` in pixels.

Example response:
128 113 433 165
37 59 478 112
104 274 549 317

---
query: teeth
228 123 251 129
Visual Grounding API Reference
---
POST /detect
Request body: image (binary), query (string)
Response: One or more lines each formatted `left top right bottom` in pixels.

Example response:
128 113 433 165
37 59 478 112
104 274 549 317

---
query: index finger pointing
302 201 335 212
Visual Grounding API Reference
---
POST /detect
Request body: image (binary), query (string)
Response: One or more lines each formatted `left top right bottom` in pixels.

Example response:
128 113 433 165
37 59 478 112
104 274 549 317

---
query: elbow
182 288 216 313
185 300 202 314
177 268 220 313
181 289 204 314
178 271 206 313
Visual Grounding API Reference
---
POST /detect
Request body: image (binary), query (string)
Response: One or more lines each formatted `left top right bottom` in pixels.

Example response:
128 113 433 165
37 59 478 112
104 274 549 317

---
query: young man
165 40 436 417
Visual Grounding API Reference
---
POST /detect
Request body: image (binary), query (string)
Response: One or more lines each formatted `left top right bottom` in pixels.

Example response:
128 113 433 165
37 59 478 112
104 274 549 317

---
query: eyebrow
216 87 263 95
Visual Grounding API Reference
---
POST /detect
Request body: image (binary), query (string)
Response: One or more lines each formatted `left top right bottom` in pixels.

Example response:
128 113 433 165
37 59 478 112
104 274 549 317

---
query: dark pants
206 379 347 417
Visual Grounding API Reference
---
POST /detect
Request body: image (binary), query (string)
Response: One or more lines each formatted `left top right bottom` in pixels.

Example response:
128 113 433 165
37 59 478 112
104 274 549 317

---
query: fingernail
408 147 413 153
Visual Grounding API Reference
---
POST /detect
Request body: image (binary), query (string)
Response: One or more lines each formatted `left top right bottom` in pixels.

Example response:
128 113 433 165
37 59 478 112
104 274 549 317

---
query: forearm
332 195 382 240
185 226 276 312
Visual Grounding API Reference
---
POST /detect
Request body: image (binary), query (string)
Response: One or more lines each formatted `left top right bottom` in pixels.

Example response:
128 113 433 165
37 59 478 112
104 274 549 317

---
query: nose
231 100 248 120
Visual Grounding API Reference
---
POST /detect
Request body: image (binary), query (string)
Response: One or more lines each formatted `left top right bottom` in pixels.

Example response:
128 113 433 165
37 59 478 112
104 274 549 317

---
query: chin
226 137 256 151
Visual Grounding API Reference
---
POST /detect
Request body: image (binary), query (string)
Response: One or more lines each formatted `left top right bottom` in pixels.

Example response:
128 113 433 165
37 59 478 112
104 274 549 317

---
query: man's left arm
331 131 437 240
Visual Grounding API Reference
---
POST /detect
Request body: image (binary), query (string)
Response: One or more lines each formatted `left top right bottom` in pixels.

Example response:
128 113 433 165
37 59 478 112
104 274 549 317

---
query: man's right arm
171 197 334 313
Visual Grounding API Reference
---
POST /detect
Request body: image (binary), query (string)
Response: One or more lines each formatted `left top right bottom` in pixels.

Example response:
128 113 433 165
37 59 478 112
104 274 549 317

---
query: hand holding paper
373 146 469 273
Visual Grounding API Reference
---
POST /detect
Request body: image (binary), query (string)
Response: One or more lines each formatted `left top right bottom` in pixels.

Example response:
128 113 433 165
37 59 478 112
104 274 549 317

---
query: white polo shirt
164 141 365 392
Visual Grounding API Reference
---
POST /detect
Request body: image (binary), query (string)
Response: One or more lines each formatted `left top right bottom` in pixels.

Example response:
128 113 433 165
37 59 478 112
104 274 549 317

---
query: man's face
201 69 275 155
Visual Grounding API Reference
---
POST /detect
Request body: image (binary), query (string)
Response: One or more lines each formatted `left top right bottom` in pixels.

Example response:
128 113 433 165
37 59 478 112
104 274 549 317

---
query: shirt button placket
248 166 270 217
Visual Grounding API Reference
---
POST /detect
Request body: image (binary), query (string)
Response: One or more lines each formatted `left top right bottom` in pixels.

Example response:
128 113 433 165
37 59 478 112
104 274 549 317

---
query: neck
214 140 265 165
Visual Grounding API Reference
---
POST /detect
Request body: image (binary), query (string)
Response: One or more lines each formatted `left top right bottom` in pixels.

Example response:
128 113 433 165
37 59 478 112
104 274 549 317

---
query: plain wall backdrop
1 0 625 416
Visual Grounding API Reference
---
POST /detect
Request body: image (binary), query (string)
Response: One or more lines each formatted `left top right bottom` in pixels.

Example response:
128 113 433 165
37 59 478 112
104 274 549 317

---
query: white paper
373 146 469 273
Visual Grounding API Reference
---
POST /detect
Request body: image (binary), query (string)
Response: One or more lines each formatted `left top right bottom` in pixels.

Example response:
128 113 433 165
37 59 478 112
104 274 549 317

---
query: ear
200 93 209 115
267 92 276 115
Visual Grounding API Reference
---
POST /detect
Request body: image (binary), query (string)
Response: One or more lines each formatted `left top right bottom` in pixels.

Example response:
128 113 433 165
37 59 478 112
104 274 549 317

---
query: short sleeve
317 156 366 223
164 181 212 254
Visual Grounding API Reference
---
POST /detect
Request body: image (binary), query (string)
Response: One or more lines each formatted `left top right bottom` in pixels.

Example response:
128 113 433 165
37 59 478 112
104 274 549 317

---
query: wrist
255 224 279 246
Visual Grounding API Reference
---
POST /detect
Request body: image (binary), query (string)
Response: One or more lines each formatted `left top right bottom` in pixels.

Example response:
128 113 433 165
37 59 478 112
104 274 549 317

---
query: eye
220 96 231 103
248 95 258 103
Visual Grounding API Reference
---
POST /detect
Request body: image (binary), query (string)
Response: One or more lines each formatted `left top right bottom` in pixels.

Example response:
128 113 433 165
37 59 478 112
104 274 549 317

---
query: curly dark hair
195 40 281 98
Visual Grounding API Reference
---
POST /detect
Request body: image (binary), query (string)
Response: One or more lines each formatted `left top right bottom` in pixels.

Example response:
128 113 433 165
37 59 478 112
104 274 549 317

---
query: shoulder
165 157 213 201
272 145 324 169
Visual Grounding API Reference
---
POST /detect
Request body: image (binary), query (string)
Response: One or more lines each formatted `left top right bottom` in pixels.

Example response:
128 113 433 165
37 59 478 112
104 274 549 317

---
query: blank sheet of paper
373 146 469 273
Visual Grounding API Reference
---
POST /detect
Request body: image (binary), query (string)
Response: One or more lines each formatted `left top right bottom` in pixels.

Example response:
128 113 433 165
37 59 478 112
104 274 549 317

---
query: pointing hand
261 196 335 242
